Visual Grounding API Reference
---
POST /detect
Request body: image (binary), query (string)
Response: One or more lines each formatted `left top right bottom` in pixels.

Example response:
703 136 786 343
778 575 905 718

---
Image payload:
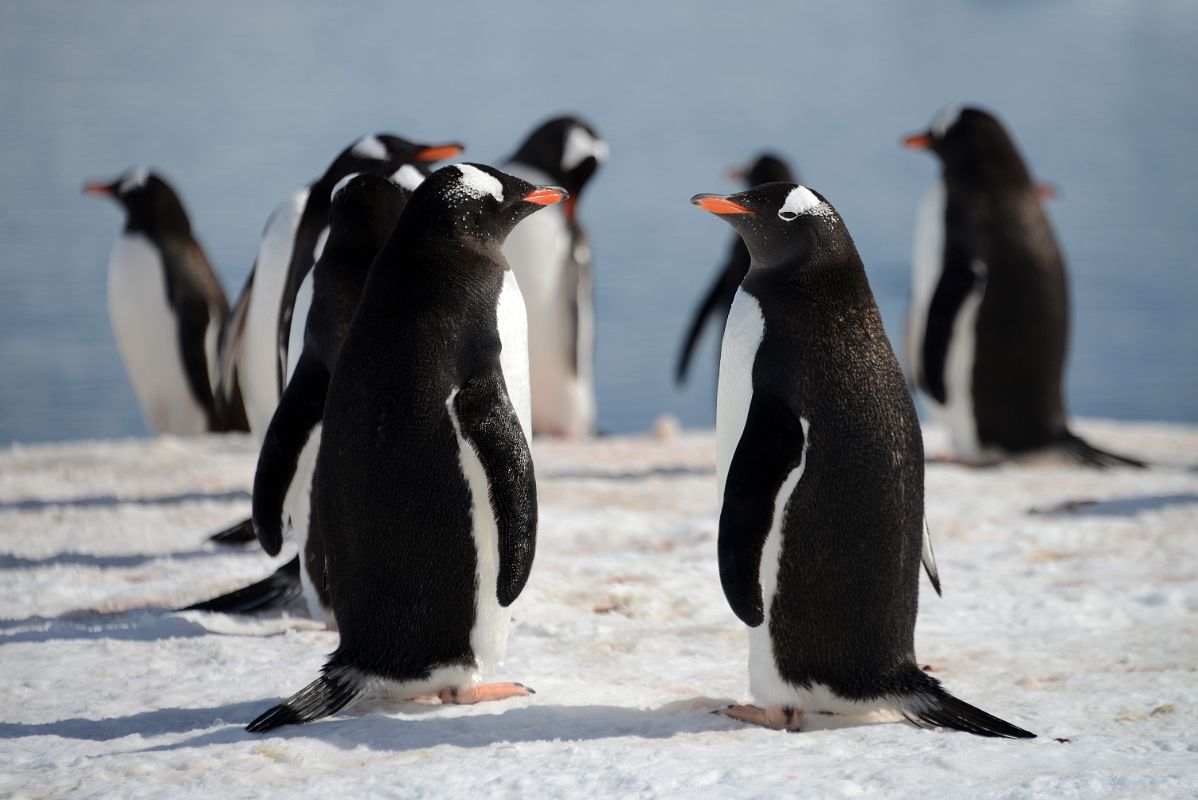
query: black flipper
174 290 222 429
921 198 978 402
180 557 301 614
452 371 537 608
676 239 747 385
718 393 807 627
252 354 329 556
246 660 364 733
905 679 1036 739
208 517 256 546
1059 432 1146 469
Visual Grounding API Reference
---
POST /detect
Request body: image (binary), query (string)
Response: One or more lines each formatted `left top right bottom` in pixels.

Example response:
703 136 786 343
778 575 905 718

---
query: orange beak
83 180 114 196
903 133 933 150
523 187 567 206
690 194 755 215
413 143 465 162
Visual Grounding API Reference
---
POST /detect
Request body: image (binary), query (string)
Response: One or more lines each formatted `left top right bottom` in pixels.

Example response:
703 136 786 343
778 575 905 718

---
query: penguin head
326 173 409 254
403 163 567 245
509 115 606 221
691 182 849 270
323 133 465 191
904 106 1027 174
83 166 190 235
728 153 797 188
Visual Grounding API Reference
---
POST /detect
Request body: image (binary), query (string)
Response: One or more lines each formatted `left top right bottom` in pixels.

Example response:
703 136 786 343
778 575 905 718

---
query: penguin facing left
692 181 1034 738
85 167 248 435
183 174 410 618
675 153 796 389
247 164 565 732
503 116 606 438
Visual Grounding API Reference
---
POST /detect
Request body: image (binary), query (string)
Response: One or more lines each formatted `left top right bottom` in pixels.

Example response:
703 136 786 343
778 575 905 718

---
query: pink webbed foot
717 704 804 731
438 682 534 705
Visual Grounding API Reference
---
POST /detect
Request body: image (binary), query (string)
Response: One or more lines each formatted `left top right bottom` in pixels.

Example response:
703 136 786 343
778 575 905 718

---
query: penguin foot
438 683 533 705
717 704 804 731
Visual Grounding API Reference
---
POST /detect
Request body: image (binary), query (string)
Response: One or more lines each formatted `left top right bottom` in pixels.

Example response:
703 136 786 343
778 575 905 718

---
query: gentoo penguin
904 106 1143 467
233 133 463 441
676 153 796 387
502 116 606 438
247 164 565 731
84 167 247 435
692 182 1034 738
185 175 409 616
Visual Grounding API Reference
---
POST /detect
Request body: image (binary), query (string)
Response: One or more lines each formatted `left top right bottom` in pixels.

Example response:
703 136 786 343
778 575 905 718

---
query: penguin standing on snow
503 116 606 438
904 106 1142 467
692 181 1034 738
247 164 565 731
231 133 463 441
85 167 247 435
676 153 796 388
184 175 410 616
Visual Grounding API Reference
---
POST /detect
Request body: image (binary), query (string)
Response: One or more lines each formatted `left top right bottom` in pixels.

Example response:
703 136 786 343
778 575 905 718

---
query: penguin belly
282 422 332 624
503 166 592 437
906 182 946 399
284 269 314 384
240 188 308 440
940 276 994 462
107 233 209 435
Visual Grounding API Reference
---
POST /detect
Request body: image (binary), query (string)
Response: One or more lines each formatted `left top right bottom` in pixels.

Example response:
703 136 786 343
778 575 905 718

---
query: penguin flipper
921 213 978 402
246 661 364 733
208 516 257 546
180 557 302 614
718 394 807 627
452 371 538 608
253 354 329 556
922 519 942 596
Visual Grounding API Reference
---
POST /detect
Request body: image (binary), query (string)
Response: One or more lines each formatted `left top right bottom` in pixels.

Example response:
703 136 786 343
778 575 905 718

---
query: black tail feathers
180 557 301 614
207 517 258 546
905 681 1036 739
1060 432 1146 469
247 662 365 733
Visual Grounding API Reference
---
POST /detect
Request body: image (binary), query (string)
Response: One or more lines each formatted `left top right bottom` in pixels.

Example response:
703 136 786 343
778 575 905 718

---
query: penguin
85 166 247 435
233 133 463 441
692 181 1034 738
904 106 1143 467
502 116 606 438
247 164 565 732
676 153 796 388
184 175 410 616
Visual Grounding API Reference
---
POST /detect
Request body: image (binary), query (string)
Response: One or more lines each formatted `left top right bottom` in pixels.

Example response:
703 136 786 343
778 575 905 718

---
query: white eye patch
931 105 962 138
351 135 388 160
391 164 424 191
561 126 607 172
330 172 361 202
451 164 504 202
119 165 150 194
777 186 829 221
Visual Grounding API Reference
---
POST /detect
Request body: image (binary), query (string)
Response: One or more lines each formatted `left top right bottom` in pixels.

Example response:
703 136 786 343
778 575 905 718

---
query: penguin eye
778 210 798 221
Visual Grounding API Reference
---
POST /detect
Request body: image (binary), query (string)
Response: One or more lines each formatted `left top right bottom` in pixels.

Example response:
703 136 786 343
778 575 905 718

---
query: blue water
1 1 1195 444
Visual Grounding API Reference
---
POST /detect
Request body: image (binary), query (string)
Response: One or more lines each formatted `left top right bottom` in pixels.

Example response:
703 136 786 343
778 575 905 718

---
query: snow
2 421 1197 798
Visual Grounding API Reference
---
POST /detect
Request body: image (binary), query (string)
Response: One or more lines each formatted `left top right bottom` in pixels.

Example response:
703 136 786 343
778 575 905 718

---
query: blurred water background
1 1 1195 445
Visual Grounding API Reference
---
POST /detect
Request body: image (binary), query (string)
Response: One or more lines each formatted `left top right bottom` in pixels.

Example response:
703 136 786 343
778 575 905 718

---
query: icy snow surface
2 422 1197 798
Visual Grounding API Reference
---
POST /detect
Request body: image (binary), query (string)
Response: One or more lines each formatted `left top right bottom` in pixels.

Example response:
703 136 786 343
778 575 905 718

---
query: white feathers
932 105 963 138
716 289 765 499
451 164 504 202
942 260 990 461
497 270 533 441
351 135 388 161
119 166 150 194
391 164 424 191
330 172 361 202
777 186 832 221
560 126 608 172
906 181 947 384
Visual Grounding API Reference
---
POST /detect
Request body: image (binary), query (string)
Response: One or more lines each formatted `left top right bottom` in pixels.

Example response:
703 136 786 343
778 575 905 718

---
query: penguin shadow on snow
0 700 269 743
1027 492 1198 517
0 488 250 512
541 464 715 481
0 547 217 571
0 605 306 644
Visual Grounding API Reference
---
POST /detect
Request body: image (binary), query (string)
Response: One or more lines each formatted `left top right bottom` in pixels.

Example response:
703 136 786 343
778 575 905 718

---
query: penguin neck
124 196 192 239
744 251 873 306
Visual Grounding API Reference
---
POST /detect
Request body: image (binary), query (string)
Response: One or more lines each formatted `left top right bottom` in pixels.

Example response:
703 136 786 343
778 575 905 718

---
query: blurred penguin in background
904 106 1143 467
85 167 248 435
676 153 796 391
503 115 606 438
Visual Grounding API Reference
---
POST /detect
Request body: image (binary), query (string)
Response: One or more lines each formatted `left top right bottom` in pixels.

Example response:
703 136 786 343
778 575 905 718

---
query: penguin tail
903 676 1036 739
247 661 366 733
179 558 301 614
207 516 257 546
1059 432 1146 469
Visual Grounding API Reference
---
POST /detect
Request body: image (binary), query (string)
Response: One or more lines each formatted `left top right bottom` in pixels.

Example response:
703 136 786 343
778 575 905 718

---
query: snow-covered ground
2 421 1197 798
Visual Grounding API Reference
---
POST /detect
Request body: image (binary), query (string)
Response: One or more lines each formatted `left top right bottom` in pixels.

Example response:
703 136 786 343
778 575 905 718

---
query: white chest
716 289 765 500
107 233 207 435
284 268 315 384
497 270 533 442
906 181 946 383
